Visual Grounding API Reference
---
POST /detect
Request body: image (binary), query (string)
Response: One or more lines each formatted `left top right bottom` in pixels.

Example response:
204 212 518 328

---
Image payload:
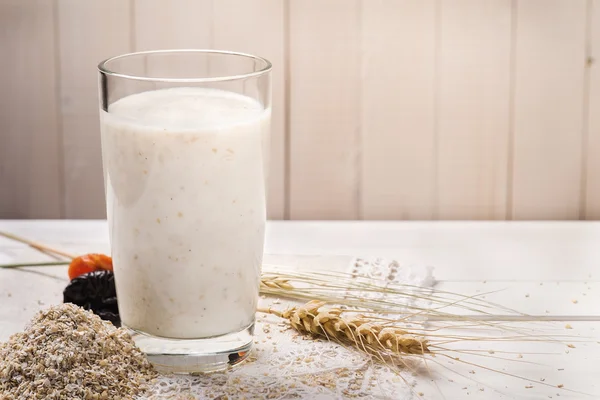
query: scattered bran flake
525 385 534 389
567 344 575 349
565 324 573 329
558 384 564 388
572 299 578 304
0 303 156 399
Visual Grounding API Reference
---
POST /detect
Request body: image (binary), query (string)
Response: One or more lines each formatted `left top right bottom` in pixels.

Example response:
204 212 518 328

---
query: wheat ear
260 277 294 291
259 300 430 357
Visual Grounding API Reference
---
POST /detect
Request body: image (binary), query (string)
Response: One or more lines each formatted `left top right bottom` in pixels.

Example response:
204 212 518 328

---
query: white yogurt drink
100 87 270 339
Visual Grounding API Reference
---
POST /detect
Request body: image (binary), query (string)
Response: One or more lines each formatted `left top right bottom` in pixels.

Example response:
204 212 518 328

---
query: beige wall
1 0 599 220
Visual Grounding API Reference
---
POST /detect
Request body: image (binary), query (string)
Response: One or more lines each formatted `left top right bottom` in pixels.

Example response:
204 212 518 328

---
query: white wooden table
1 220 599 399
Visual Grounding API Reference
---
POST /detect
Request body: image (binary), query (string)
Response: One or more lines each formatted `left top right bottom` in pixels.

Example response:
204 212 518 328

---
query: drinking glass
98 50 271 373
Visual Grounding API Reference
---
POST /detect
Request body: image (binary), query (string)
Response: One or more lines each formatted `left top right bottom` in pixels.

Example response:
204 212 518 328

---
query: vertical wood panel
437 0 511 219
134 0 212 51
361 0 436 220
289 0 361 219
0 1 61 218
211 0 286 220
512 0 587 219
585 0 600 219
58 0 131 219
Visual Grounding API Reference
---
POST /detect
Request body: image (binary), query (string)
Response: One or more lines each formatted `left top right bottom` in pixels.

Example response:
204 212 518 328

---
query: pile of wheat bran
0 303 156 399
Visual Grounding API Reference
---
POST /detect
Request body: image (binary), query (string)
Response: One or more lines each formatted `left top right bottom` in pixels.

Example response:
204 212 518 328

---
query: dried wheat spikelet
260 300 430 358
260 276 294 291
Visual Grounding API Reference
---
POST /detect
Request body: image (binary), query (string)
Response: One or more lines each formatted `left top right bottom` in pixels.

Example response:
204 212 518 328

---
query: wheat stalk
261 266 522 317
0 231 76 260
258 300 591 397
258 300 430 358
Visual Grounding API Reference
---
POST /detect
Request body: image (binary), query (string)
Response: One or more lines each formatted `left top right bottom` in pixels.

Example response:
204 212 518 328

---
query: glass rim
97 49 272 83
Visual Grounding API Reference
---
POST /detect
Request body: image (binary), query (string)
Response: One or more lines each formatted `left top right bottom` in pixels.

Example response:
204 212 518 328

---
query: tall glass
98 50 271 373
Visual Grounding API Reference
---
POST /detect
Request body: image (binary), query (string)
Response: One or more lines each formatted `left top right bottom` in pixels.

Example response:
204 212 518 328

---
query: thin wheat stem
0 231 76 260
0 261 70 269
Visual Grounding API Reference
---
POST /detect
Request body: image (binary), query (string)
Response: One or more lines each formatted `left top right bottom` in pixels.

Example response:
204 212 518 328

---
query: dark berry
63 270 121 326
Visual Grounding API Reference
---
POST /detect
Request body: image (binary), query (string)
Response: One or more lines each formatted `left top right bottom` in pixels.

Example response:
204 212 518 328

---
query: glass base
126 322 254 374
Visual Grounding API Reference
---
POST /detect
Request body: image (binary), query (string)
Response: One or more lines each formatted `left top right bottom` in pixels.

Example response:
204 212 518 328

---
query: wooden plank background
1 0 599 220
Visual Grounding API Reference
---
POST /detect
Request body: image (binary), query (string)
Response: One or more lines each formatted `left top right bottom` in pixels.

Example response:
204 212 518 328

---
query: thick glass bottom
126 322 254 374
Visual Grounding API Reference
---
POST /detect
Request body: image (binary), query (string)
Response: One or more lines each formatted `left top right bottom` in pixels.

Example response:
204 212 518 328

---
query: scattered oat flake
565 324 573 329
567 344 575 349
572 299 578 304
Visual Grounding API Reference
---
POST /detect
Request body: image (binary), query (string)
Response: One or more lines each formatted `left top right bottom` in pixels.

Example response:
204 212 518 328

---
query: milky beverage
100 87 270 339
